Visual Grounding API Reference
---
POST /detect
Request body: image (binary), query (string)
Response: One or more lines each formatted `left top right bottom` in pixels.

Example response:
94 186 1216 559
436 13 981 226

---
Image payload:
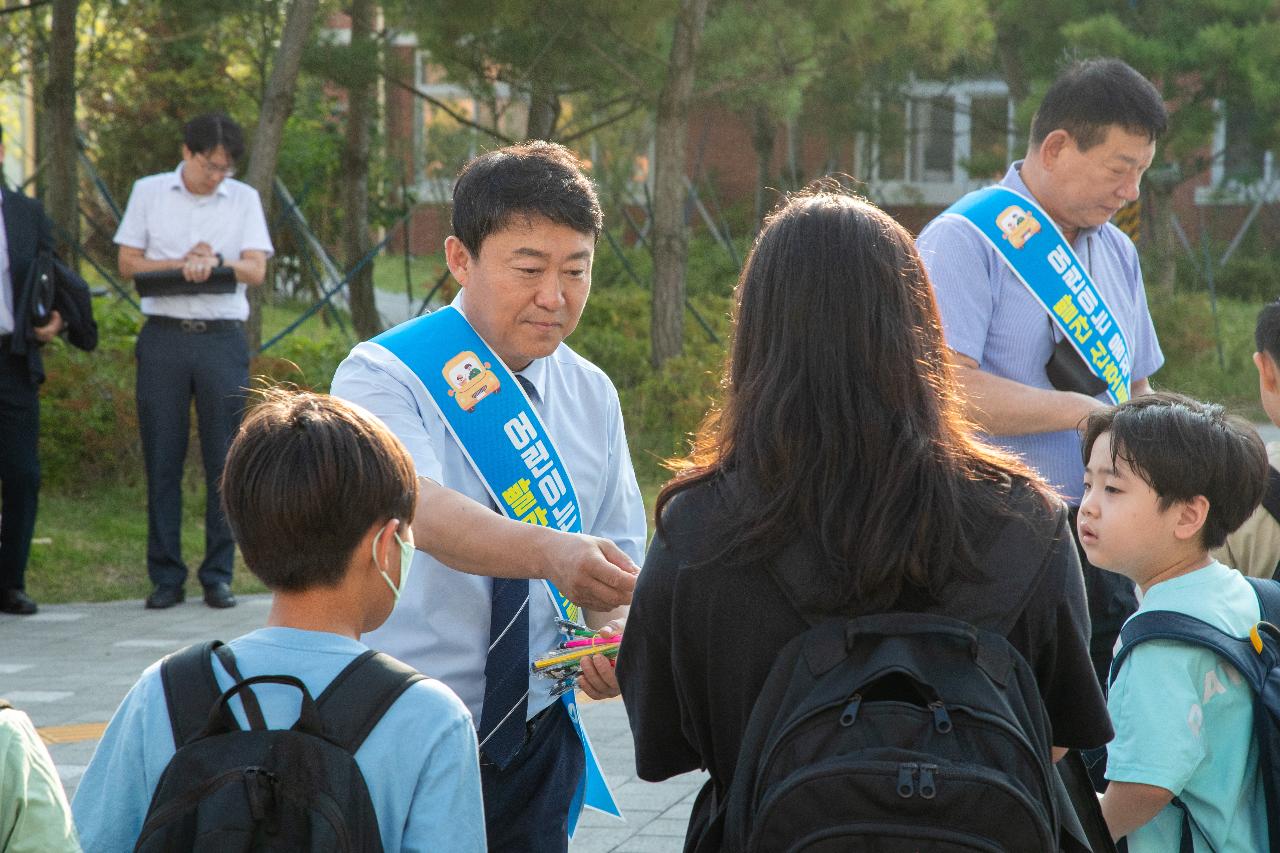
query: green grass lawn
26 475 660 606
1149 291 1265 421
25 478 268 606
371 253 449 300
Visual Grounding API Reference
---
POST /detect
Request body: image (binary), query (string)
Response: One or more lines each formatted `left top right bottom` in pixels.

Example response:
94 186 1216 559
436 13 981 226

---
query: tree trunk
343 0 380 340
1144 183 1178 294
650 0 710 369
44 0 77 257
245 0 318 352
752 106 775 231
525 75 561 141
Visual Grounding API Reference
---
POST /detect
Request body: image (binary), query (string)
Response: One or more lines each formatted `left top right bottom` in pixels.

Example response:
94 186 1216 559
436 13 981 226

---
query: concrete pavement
0 595 705 852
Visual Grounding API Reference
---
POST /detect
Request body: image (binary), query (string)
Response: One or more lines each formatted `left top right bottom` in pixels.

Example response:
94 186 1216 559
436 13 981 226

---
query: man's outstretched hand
544 534 638 612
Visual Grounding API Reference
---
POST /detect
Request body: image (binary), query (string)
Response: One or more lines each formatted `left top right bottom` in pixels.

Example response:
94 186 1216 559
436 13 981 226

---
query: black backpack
134 640 425 853
721 610 1063 852
1109 576 1280 853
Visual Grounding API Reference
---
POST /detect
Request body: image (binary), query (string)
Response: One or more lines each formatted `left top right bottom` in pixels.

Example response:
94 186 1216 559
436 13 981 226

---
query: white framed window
1197 100 1277 204
860 78 1015 205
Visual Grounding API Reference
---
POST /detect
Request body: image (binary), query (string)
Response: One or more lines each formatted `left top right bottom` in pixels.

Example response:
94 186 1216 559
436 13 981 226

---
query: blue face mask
372 528 414 603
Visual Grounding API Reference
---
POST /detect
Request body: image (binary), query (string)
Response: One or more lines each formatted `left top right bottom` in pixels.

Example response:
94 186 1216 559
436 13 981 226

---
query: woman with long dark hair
616 188 1112 850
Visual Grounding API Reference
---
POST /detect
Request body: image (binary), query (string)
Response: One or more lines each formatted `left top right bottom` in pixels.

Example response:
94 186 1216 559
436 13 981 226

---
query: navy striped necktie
477 372 537 767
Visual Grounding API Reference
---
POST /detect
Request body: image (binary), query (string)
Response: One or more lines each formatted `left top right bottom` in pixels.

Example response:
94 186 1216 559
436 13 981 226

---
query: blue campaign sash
940 185 1133 404
372 306 621 836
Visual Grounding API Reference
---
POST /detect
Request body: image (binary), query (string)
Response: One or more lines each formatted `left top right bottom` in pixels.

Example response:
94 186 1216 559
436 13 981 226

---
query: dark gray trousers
135 319 248 590
0 352 39 592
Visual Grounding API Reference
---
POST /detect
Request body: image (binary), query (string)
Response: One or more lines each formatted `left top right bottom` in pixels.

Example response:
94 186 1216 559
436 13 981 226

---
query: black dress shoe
145 585 185 609
0 589 38 615
203 582 237 609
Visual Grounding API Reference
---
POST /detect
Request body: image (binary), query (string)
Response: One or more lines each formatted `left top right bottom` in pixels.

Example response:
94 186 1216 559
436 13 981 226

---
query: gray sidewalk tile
607 837 685 852
0 595 708 852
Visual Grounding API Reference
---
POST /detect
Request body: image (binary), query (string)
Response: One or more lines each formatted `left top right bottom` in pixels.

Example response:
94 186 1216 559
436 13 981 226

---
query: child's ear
1172 494 1210 543
1255 351 1279 394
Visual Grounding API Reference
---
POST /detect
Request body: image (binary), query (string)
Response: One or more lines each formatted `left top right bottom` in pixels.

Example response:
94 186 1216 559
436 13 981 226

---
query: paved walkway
0 595 705 852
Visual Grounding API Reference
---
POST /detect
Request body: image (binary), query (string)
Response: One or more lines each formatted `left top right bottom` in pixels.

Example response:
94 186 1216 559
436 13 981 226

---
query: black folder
134 266 237 298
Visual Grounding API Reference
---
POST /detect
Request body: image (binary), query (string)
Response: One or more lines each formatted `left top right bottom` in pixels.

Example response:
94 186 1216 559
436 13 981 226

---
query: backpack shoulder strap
211 644 266 731
1109 611 1267 691
315 650 427 754
1261 467 1280 527
1246 576 1280 625
160 641 225 749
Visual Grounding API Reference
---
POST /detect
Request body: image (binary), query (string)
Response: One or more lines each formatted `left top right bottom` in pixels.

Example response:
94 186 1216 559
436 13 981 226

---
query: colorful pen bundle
534 620 622 697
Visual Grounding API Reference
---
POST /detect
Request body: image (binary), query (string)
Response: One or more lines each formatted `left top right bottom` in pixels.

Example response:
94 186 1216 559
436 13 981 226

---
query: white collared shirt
0 200 12 335
114 163 274 321
331 296 647 723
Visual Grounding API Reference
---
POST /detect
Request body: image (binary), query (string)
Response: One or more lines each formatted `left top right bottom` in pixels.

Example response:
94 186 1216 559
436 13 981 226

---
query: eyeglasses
197 152 236 178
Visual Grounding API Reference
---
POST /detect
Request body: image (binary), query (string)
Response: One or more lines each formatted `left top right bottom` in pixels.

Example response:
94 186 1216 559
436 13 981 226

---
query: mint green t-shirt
1106 561 1267 852
0 706 80 852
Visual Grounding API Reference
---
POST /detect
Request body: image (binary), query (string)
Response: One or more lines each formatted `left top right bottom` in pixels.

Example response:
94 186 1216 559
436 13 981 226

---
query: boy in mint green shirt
1078 392 1270 851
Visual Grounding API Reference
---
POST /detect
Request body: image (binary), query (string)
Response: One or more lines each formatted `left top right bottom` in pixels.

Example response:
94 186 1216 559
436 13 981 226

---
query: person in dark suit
0 134 65 615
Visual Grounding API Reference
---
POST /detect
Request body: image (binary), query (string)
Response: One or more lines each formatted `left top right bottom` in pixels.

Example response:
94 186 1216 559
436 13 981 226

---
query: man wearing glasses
115 112 273 611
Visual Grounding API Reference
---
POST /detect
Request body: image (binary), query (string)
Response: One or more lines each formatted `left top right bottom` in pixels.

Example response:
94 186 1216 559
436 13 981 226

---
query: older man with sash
332 141 645 851
916 58 1168 690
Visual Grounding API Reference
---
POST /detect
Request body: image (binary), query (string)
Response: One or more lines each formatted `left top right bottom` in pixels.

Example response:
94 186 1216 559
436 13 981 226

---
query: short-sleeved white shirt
114 164 274 321
0 200 12 335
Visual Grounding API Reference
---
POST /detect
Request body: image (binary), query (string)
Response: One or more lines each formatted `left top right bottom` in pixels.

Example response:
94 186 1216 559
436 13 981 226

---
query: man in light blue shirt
917 58 1167 687
333 142 645 852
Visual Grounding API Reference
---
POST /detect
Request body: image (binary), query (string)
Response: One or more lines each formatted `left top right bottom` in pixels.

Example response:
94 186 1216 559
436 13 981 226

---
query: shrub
37 296 355 491
38 298 144 490
574 286 731 488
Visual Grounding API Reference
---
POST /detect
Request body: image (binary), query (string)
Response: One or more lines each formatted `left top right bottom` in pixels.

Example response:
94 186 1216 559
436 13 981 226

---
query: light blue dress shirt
916 162 1164 502
331 296 647 723
71 627 485 853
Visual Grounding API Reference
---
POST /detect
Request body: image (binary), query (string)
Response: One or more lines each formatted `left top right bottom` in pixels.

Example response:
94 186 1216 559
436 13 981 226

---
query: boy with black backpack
1214 300 1280 579
71 390 485 852
1079 393 1272 851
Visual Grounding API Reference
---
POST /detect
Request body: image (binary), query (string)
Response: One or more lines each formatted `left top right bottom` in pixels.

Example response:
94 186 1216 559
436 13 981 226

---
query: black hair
222 389 417 591
183 112 245 162
1030 58 1168 151
658 185 1045 613
1256 301 1280 363
451 141 602 257
1081 392 1266 549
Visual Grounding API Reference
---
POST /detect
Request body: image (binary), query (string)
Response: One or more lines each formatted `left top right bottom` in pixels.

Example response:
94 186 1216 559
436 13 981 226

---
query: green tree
340 0 380 339
244 0 320 350
387 0 670 143
700 0 993 227
1060 0 1280 291
650 0 711 369
45 0 77 255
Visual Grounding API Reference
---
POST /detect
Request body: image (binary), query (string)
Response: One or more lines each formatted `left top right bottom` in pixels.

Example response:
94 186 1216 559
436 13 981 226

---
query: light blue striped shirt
331 296 647 723
916 162 1163 502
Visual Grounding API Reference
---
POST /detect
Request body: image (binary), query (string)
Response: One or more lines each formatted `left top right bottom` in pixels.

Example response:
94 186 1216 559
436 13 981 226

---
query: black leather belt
146 316 243 334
